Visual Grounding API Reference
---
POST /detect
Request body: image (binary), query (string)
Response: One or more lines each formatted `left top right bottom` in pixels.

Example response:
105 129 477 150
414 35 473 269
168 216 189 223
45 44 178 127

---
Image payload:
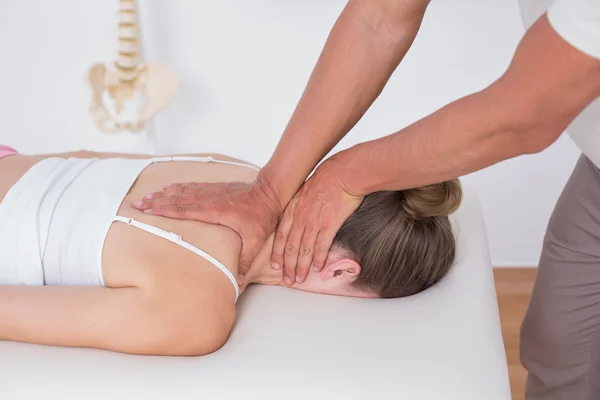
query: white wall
0 0 581 266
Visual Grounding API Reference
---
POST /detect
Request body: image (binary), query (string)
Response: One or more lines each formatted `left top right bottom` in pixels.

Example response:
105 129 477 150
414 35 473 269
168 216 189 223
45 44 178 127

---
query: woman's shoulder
145 244 238 354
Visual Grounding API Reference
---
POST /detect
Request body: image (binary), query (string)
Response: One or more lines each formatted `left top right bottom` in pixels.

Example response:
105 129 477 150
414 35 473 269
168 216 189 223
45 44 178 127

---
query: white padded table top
0 185 511 400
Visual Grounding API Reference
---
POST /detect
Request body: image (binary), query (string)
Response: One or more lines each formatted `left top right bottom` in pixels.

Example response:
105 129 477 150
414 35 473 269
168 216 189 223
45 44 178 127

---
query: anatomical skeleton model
88 0 178 133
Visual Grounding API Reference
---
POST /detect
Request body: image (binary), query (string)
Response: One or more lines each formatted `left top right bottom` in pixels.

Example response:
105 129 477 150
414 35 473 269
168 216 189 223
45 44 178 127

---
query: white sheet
0 184 510 400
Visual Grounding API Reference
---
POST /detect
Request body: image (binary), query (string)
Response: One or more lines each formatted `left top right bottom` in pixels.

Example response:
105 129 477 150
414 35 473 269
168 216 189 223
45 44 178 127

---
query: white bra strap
152 156 260 172
113 216 239 302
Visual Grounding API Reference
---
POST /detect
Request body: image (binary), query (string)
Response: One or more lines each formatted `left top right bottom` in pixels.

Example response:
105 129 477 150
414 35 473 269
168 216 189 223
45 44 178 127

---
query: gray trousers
521 155 600 399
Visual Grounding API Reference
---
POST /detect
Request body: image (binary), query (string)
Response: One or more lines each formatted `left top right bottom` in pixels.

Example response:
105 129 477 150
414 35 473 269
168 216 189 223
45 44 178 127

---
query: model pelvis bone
88 62 178 133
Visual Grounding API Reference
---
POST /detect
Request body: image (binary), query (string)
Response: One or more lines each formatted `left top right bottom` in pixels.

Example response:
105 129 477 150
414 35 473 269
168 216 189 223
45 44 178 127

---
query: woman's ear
320 258 361 281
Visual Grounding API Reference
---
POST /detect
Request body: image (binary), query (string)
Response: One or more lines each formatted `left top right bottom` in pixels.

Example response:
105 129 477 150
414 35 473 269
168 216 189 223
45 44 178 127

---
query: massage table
0 184 511 399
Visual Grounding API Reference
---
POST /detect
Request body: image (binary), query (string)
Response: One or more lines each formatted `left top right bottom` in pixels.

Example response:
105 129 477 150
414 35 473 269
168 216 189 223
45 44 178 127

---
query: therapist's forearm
336 89 532 195
336 16 600 196
259 0 430 205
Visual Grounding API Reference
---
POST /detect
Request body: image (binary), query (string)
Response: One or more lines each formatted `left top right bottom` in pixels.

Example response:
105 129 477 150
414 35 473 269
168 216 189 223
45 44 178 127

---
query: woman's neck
240 235 283 291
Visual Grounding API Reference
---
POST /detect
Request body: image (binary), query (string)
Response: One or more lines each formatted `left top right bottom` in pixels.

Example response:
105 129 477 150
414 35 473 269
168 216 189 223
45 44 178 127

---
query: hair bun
402 179 462 219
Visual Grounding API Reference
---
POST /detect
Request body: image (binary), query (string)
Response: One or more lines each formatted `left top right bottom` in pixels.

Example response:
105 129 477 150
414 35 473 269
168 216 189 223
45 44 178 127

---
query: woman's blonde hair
333 179 462 298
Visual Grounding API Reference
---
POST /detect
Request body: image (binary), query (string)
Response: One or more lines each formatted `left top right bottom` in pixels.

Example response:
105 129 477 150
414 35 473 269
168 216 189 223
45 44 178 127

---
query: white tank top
0 155 259 303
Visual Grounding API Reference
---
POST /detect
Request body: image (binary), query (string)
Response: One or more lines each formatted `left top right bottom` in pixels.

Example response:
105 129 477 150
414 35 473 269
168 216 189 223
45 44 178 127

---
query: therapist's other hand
272 157 364 286
133 178 283 277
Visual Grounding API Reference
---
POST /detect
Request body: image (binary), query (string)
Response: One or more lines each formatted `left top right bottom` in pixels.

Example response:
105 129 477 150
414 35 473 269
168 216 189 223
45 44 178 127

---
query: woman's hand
272 157 364 286
133 177 283 277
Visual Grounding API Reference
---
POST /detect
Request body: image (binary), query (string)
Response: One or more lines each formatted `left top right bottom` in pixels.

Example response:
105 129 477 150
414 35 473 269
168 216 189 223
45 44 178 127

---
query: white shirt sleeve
547 0 600 60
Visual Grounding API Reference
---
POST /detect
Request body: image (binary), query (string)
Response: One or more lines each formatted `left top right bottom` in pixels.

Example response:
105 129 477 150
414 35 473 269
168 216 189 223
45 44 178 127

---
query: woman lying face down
0 148 461 356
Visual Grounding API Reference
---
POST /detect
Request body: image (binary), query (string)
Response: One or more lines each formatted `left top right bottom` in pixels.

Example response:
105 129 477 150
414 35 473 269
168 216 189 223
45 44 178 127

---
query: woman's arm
0 284 230 356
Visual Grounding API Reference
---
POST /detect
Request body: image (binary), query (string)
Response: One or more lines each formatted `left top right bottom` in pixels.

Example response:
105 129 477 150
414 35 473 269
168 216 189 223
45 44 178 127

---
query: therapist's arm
260 0 431 204
137 0 432 273
341 16 600 194
274 15 600 284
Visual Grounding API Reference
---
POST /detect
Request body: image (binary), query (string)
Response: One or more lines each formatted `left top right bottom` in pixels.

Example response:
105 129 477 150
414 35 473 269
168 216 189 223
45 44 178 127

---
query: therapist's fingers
282 221 305 286
134 192 206 211
162 182 204 190
146 183 208 201
134 186 228 211
132 186 200 210
145 202 223 222
311 229 336 272
295 225 318 283
136 181 255 210
271 199 297 277
293 189 331 278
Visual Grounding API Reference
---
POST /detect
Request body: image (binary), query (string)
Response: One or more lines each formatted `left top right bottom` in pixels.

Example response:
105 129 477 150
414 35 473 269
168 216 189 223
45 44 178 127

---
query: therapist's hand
133 178 283 277
272 157 364 286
